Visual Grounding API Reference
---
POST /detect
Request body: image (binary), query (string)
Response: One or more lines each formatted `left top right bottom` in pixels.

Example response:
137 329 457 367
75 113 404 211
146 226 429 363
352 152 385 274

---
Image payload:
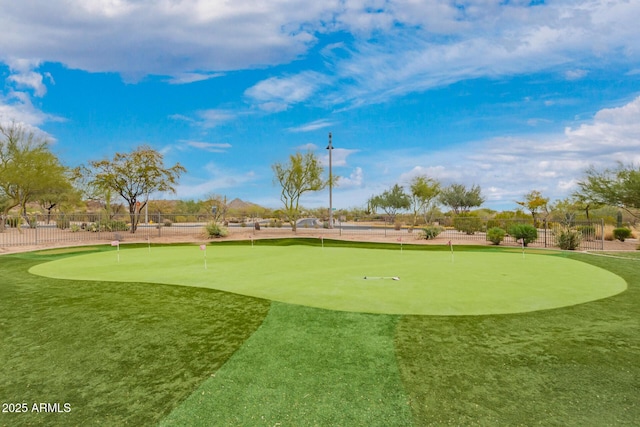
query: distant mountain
227 198 265 211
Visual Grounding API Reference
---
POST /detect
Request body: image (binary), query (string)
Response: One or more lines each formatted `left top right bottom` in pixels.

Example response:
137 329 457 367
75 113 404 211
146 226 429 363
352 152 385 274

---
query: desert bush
7 217 20 228
420 225 444 240
613 228 632 242
556 229 582 250
508 223 538 246
577 225 596 241
205 222 228 238
163 219 173 227
87 220 129 232
175 215 187 223
70 224 81 232
56 217 70 230
394 221 402 231
486 227 506 245
453 216 483 235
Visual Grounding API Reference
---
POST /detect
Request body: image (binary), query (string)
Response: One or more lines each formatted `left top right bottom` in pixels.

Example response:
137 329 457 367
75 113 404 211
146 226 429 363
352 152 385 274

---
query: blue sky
1 0 639 211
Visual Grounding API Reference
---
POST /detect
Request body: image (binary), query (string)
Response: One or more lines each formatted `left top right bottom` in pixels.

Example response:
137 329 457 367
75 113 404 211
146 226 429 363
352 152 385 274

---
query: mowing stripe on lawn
160 302 413 427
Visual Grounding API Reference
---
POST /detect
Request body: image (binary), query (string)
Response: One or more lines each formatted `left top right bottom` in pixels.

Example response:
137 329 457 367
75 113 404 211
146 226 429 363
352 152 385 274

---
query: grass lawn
1 240 639 426
30 242 625 315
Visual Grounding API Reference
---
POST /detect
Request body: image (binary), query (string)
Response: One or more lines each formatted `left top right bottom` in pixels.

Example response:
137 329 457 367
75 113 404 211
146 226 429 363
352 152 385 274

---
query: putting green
29 244 626 315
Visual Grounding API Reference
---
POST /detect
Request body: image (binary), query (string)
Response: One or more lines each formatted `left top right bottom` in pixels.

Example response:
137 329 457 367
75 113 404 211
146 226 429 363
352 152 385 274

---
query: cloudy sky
1 0 639 211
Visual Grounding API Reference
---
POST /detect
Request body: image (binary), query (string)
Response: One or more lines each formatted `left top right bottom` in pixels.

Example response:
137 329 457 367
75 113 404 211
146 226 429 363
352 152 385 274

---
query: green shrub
613 228 632 242
577 225 596 241
420 225 443 240
205 222 228 238
508 223 538 247
87 220 130 232
175 215 187 223
486 227 506 245
556 229 582 250
56 217 70 230
70 224 81 232
453 216 483 235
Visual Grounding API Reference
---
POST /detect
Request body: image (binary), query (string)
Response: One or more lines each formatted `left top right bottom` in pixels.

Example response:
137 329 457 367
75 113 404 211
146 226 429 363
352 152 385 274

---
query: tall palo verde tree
272 152 330 231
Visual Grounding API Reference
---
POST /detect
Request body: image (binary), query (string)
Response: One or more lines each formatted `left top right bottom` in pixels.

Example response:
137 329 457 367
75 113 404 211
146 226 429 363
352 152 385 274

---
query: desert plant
613 227 632 242
556 229 582 250
205 222 228 238
508 223 538 246
56 216 70 230
453 216 483 235
486 227 506 245
577 225 596 241
163 219 173 227
70 224 81 232
420 225 443 240
7 216 21 228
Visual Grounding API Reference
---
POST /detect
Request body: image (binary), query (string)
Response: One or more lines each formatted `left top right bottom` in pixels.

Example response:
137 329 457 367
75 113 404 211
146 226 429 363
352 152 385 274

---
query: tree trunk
129 205 138 233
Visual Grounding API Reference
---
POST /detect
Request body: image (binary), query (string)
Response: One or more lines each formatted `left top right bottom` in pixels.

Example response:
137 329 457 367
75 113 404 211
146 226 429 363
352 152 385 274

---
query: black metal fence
1 213 605 251
0 213 213 247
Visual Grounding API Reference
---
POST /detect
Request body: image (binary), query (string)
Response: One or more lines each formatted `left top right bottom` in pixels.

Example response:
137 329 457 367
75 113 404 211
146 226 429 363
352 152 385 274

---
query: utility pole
327 132 333 229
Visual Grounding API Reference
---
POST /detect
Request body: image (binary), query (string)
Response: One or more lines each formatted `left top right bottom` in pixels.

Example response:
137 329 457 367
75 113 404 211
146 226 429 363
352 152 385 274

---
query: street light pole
327 132 333 229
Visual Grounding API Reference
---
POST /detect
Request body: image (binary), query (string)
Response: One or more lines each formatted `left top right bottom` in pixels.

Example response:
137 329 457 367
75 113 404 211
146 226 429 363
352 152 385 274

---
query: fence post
600 218 605 250
35 214 39 245
158 213 161 237
544 219 547 248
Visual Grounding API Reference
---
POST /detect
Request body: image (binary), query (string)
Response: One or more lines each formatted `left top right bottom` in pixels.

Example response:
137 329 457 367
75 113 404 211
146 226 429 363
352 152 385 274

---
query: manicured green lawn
30 242 625 315
1 240 639 426
0 248 270 426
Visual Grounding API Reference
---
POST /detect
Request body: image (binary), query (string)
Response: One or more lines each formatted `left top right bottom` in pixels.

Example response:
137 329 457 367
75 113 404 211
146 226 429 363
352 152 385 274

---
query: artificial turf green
1 241 639 426
30 242 626 315
0 251 270 426
395 252 640 425
160 303 413 426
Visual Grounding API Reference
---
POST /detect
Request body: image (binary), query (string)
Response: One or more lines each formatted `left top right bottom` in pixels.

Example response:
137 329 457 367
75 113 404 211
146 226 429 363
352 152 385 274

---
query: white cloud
165 72 224 85
244 71 331 111
320 148 358 167
565 69 588 80
7 71 51 97
320 96 640 210
171 108 238 128
336 166 363 188
0 91 63 134
1 0 638 106
296 143 318 151
183 140 232 153
288 119 336 133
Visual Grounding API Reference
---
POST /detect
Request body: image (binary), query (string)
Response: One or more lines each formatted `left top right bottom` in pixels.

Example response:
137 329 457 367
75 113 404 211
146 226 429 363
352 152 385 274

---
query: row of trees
2 120 639 234
0 122 79 230
1 122 185 233
367 179 485 227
